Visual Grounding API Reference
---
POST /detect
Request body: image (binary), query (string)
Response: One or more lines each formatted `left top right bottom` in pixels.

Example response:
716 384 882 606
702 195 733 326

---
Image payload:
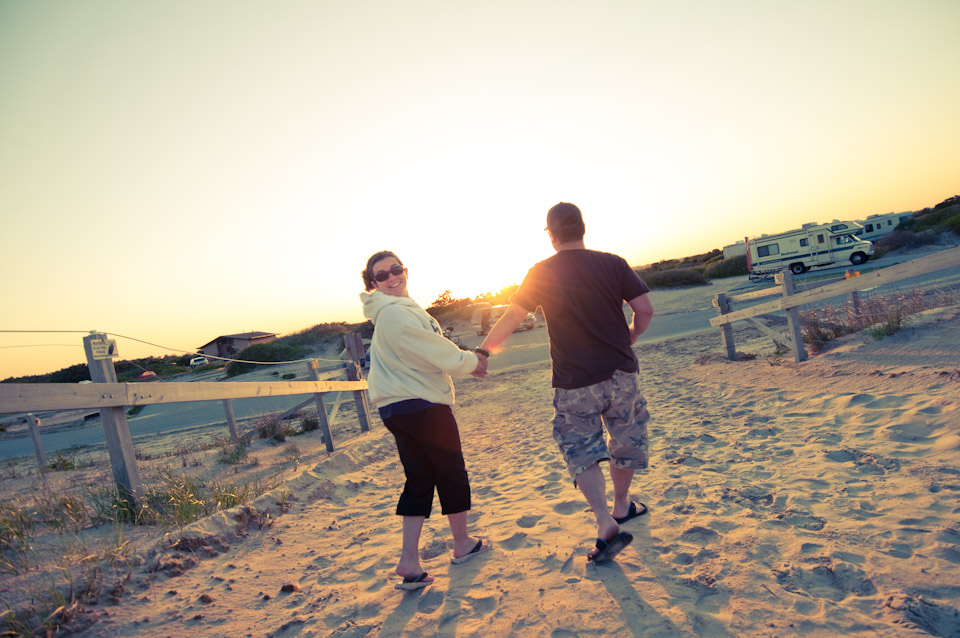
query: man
475 202 654 563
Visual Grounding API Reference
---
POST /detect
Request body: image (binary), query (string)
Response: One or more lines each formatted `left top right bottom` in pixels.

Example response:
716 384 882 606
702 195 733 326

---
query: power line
0 329 345 364
0 344 80 349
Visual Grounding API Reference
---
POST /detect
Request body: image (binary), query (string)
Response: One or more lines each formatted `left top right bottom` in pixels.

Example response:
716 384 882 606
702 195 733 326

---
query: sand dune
56 300 960 638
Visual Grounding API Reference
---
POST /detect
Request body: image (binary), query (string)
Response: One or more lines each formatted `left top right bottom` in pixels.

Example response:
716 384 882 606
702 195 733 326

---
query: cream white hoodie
360 290 479 408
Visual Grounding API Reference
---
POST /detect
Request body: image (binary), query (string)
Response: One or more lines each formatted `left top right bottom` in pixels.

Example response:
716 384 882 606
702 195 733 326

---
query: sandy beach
2 273 959 637
28 281 951 638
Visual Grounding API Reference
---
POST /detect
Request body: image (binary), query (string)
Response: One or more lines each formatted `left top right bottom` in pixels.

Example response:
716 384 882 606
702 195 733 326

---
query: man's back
511 248 649 389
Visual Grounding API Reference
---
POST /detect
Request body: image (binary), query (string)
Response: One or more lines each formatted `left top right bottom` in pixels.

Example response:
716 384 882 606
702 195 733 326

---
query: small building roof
198 331 277 351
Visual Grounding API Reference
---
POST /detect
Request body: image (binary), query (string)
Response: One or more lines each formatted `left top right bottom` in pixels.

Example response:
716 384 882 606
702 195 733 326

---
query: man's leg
576 463 620 545
610 466 635 520
604 371 649 519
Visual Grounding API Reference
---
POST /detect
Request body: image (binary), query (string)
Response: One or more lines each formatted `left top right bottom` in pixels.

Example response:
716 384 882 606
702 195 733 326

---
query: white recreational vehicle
745 220 874 280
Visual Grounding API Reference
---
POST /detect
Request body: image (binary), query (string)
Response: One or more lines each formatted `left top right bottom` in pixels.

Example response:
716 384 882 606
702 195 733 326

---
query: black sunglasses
373 264 404 282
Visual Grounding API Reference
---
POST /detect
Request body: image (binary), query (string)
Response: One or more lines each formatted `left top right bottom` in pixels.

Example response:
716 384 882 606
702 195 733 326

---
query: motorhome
746 220 873 280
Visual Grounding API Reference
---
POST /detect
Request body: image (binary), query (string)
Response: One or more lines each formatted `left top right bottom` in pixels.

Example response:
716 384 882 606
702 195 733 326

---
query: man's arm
477 303 529 356
627 294 654 344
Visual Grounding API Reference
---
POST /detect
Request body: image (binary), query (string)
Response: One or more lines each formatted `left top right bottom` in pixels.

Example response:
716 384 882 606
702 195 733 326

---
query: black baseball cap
545 202 585 234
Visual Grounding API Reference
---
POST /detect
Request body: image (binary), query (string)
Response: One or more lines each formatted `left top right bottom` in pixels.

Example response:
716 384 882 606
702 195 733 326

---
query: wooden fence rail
0 378 365 412
0 333 373 507
711 246 960 363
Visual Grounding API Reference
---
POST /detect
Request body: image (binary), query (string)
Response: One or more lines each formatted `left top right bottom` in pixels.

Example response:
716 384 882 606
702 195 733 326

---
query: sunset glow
1 1 958 379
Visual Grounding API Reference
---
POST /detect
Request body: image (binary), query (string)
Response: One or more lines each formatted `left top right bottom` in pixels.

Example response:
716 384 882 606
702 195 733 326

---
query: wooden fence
0 333 372 506
711 246 960 363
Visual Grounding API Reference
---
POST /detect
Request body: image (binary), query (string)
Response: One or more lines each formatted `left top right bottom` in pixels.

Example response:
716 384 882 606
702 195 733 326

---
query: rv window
757 244 779 257
830 224 848 231
800 238 808 247
817 234 825 244
865 224 873 232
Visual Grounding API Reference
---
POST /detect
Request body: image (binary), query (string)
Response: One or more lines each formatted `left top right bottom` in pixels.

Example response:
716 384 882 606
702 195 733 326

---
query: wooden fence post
343 334 371 432
714 293 738 361
222 399 239 441
845 270 862 323
779 271 809 363
307 360 335 453
83 332 143 503
26 413 48 473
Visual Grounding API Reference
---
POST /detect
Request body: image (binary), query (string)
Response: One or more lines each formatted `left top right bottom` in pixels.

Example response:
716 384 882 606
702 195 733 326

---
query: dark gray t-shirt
510 249 650 389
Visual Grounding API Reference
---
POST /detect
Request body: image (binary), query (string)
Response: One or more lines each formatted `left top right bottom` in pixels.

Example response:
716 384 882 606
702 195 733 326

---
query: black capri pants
383 404 471 517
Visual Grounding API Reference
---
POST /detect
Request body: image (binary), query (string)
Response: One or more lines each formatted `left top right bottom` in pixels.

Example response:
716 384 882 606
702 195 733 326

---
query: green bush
871 229 942 257
900 196 960 235
282 322 358 347
706 255 748 279
256 415 295 443
47 454 76 472
301 413 320 432
635 268 710 288
218 441 249 465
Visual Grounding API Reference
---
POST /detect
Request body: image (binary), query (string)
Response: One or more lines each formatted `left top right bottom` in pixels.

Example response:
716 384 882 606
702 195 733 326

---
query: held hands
471 349 489 378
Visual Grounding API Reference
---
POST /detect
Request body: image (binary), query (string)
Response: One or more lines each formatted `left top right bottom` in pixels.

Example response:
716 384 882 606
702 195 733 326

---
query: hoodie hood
358 290 479 408
361 290 422 325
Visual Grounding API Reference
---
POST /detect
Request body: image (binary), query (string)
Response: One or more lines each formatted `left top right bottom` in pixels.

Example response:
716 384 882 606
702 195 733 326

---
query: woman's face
371 256 408 297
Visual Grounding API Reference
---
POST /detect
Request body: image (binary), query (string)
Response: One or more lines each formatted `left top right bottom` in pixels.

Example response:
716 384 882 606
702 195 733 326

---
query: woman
360 250 491 590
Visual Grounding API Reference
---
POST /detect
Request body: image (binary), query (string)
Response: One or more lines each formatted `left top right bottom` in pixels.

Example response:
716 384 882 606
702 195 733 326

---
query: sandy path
59 303 960 638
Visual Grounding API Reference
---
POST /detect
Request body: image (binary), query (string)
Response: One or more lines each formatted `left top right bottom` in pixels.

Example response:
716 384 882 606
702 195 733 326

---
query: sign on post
89 335 119 360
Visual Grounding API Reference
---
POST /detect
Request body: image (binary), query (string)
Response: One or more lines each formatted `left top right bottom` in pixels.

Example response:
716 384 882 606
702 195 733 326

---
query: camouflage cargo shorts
552 369 650 483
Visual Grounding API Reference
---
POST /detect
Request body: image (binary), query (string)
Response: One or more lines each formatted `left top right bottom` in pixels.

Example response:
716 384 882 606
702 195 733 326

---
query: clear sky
1 0 958 380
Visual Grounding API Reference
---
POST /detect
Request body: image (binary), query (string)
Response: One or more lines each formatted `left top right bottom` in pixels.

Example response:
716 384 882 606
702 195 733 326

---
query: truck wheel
789 263 806 275
850 252 867 265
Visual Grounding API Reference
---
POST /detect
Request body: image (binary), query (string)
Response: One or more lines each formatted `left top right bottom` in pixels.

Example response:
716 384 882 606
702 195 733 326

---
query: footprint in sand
672 552 695 566
774 561 876 601
417 589 444 614
772 510 826 531
824 449 856 462
463 595 498 615
879 542 913 559
698 433 724 446
884 593 960 637
500 532 528 550
516 514 544 529
679 526 720 545
552 500 583 516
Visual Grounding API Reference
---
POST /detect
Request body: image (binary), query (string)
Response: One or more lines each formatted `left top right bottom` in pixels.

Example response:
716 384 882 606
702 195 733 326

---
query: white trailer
745 220 874 280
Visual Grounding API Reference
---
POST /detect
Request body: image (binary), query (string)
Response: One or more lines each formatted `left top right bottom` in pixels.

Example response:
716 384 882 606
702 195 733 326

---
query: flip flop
613 501 648 524
450 538 491 564
395 572 432 591
587 531 633 563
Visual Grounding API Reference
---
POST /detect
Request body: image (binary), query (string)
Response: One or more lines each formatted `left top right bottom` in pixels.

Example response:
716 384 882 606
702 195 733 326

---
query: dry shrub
800 287 953 352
